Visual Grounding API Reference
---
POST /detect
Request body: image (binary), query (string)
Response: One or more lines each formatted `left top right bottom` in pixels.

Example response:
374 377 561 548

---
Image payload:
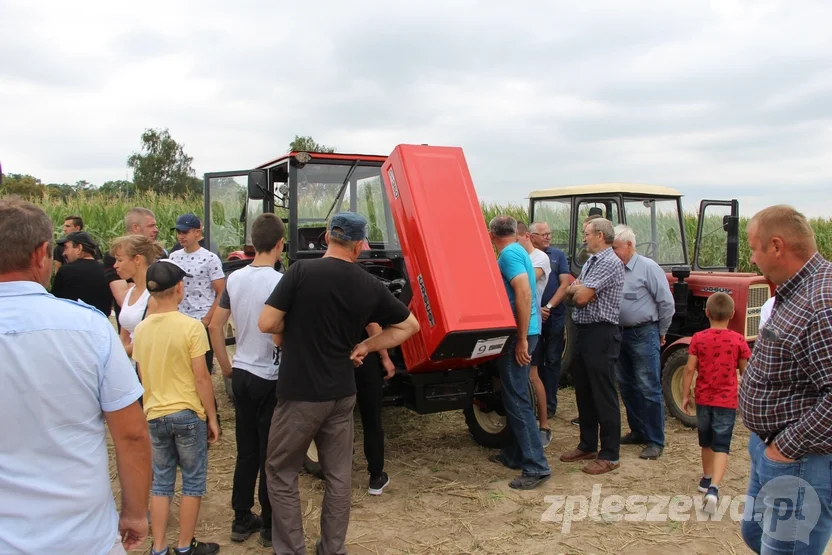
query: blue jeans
615 322 665 448
741 433 832 554
496 334 550 477
536 319 565 415
149 409 208 497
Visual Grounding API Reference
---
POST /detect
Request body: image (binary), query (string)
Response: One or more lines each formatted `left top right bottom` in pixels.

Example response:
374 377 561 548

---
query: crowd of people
1 197 830 555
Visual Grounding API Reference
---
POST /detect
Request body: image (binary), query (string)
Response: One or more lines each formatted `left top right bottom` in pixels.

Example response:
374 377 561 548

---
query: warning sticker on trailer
471 336 509 359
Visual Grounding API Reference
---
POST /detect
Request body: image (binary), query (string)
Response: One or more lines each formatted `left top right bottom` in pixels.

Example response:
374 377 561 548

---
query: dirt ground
110 372 826 555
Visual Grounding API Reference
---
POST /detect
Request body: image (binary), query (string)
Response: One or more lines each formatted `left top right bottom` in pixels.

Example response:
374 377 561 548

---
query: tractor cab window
575 200 620 266
530 199 571 251
623 198 685 266
295 162 399 252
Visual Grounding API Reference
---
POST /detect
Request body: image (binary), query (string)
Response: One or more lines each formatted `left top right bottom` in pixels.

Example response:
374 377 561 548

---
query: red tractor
202 146 770 474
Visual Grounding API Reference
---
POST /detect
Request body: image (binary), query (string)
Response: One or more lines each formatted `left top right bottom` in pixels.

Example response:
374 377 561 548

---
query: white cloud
1 0 831 218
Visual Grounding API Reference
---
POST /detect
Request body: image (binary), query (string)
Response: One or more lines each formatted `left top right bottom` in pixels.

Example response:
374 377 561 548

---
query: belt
760 430 781 446
575 322 618 328
621 321 657 330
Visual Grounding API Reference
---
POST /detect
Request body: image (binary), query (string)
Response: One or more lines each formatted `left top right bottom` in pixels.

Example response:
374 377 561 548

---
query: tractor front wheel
662 348 697 428
463 380 538 448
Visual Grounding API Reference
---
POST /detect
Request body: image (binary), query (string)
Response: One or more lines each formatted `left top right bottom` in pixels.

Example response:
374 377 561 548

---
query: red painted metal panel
382 144 516 373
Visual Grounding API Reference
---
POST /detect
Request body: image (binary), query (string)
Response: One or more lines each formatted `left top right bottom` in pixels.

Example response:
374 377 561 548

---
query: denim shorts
148 409 208 497
696 404 736 454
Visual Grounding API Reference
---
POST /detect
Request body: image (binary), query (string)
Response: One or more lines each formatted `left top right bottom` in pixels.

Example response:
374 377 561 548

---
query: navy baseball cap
146 260 192 292
329 212 367 242
172 213 202 232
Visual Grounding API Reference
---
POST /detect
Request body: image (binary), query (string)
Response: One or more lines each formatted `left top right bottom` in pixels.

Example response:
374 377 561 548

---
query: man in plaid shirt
739 205 832 555
558 218 625 475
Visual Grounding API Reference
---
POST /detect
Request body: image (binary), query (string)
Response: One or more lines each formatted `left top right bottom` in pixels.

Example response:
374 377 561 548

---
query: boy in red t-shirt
681 292 751 514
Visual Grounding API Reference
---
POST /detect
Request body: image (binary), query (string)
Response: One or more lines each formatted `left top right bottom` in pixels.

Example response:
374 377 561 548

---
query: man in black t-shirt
51 232 114 316
258 212 419 555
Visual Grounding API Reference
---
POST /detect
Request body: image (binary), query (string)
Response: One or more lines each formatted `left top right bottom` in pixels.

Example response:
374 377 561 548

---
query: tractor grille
745 284 770 339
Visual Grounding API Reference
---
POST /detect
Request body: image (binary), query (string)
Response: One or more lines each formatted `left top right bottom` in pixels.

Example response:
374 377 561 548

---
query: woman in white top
109 234 165 358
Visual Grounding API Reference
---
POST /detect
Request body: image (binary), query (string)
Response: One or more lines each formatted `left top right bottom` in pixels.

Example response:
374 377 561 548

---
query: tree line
0 132 335 200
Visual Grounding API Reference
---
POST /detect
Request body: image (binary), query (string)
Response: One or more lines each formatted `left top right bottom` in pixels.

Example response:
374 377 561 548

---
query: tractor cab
202 151 402 274
528 183 740 275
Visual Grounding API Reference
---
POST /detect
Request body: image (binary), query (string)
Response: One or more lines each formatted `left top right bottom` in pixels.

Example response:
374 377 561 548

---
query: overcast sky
1 0 831 218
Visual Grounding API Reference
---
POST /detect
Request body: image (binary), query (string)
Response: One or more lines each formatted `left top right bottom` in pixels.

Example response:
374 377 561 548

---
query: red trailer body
381 144 517 373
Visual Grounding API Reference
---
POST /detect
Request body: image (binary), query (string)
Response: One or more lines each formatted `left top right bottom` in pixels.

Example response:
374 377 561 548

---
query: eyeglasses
531 232 551 237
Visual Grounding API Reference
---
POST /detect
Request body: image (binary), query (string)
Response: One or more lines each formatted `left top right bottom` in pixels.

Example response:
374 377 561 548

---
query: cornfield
25 193 832 274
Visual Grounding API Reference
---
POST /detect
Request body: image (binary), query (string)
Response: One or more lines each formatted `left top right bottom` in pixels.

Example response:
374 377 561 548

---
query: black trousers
231 368 277 526
572 322 622 462
355 353 385 477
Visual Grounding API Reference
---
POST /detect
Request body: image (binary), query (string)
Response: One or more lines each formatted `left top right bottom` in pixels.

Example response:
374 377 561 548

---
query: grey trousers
266 395 356 555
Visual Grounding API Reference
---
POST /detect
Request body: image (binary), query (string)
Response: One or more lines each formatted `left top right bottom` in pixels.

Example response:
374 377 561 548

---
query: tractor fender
661 336 691 368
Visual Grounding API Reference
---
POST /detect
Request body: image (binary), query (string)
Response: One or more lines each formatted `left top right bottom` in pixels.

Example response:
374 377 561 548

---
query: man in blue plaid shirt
558 217 625 475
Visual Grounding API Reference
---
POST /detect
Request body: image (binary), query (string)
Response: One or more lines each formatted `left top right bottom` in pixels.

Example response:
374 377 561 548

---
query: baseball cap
57 231 99 252
328 212 367 242
172 213 202 232
146 259 192 293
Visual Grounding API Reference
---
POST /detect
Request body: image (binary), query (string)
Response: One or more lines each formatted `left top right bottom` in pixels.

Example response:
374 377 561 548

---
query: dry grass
107 369 779 555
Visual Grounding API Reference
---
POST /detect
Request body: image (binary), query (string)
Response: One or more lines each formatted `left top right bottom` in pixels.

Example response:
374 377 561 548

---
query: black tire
559 310 577 387
303 440 324 479
464 379 537 448
662 348 697 428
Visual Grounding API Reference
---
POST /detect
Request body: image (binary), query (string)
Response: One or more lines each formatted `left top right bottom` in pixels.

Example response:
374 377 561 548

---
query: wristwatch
546 303 553 309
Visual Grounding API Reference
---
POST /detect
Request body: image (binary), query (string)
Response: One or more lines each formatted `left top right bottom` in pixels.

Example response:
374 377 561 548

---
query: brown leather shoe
581 459 620 475
559 449 598 463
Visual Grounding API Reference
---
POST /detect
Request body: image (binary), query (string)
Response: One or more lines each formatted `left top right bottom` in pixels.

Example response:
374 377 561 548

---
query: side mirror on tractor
247 169 267 200
725 214 740 272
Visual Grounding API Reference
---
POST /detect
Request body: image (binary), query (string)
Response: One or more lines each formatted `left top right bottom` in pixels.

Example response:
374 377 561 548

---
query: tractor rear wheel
464 380 538 449
662 348 697 428
303 440 324 479
558 311 577 387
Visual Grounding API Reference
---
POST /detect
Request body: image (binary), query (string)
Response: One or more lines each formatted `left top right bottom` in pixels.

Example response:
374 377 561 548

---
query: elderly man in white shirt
0 199 151 555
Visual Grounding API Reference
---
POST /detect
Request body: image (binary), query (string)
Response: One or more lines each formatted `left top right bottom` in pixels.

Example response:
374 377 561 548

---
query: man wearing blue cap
259 211 420 555
169 214 226 373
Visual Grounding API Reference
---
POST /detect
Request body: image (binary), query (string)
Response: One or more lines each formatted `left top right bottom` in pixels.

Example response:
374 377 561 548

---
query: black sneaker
571 417 580 426
231 512 262 542
176 538 220 555
703 486 719 515
698 476 711 493
368 472 390 496
257 528 272 548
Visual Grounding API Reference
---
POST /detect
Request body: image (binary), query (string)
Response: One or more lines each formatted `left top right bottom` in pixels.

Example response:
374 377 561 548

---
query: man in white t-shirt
517 221 553 446
208 213 285 548
169 213 226 373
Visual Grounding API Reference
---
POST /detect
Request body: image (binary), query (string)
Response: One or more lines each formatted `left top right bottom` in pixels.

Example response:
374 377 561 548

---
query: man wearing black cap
51 231 114 316
259 211 420 555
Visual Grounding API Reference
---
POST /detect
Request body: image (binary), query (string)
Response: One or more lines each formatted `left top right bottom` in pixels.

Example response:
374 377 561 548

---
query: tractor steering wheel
636 241 657 259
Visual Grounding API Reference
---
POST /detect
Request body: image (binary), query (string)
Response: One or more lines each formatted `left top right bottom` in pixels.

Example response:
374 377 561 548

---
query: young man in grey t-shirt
208 213 285 548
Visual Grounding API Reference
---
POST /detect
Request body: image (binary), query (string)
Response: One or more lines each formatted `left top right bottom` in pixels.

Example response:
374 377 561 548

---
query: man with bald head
739 205 832 555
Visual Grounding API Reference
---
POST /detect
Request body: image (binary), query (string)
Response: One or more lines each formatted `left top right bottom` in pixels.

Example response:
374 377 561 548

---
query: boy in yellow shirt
133 259 221 555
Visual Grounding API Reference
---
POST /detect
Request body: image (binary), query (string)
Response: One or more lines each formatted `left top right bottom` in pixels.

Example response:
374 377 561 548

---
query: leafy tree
99 180 135 196
0 173 45 198
127 128 201 196
289 135 336 153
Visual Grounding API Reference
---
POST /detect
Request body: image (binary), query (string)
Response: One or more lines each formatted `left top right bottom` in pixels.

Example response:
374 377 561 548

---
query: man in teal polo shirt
487 215 551 490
